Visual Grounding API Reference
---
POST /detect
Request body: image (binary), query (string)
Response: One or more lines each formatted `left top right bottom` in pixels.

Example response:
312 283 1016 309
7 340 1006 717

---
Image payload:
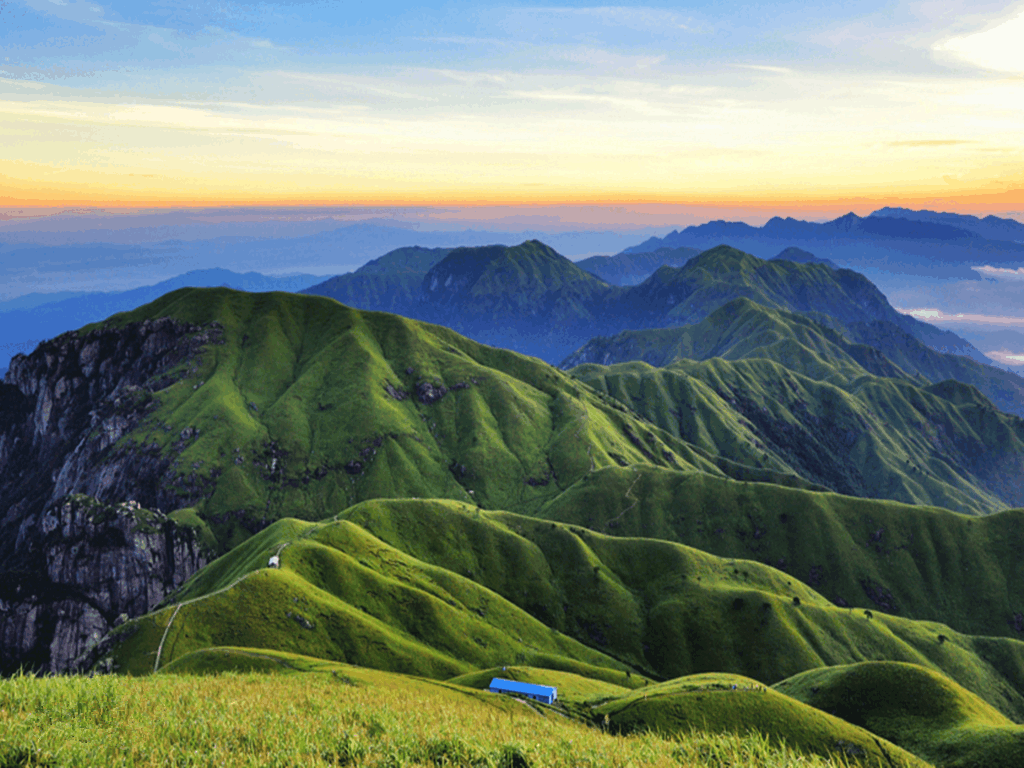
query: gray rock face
3 495 207 672
0 317 220 672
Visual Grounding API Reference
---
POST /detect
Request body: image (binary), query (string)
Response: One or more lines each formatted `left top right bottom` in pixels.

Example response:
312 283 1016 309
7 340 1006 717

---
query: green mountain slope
79 286 748 553
566 303 1024 514
538 466 1024 643
775 662 1024 768
582 245 1024 417
307 242 1024 417
301 246 451 314
106 498 1024 725
565 296 913 382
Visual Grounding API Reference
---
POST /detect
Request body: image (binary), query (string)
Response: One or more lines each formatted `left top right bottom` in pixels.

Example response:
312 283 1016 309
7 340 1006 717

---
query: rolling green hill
595 672 928 767
565 297 913 382
6 283 1024 766
105 498 1024 730
566 301 1024 514
538 466 1024 644
307 242 1024 419
775 662 1024 768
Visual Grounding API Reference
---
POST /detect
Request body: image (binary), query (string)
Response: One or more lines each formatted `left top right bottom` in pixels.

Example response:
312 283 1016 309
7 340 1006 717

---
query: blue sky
2 1 1023 206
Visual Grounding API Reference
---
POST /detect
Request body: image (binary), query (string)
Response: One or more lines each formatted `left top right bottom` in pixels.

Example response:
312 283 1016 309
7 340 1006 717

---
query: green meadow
0 664 925 768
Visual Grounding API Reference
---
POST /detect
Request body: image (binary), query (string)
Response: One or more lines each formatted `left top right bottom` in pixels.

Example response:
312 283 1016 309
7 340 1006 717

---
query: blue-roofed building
488 677 558 704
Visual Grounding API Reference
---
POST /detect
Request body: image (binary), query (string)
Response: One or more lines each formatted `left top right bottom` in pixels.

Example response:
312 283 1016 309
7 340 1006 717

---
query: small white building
268 555 280 568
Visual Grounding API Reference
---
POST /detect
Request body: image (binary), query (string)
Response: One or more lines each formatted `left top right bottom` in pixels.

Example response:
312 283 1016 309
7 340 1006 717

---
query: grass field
0 666 905 768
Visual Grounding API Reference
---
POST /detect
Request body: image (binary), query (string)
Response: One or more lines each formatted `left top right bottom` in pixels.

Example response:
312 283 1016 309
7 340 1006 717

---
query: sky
2 1 1024 212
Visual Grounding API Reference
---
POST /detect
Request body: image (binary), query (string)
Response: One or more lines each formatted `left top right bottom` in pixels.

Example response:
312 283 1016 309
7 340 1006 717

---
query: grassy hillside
564 297 913 383
775 662 1024 768
538 466 1024 644
570 246 1024 417
594 672 927 767
88 286 745 553
567 310 1024 514
104 499 1024 727
0 666 906 768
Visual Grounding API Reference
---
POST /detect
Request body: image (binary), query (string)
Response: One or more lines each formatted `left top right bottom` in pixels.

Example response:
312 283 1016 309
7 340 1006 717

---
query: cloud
885 139 976 147
973 265 1024 279
730 64 793 74
983 349 1024 366
935 9 1024 73
898 307 1024 326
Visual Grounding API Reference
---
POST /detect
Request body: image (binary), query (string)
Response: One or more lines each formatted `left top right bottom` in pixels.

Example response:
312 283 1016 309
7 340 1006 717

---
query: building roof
488 678 556 697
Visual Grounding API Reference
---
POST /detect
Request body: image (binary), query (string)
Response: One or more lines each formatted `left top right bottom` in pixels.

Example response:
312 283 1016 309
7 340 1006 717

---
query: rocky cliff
0 317 219 672
1 495 207 673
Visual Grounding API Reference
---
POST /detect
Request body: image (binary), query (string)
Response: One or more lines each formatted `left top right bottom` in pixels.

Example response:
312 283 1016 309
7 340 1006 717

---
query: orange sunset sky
3 1 1024 220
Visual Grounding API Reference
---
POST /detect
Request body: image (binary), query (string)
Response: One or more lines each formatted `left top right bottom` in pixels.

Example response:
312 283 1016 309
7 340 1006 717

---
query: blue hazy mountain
771 246 839 270
575 246 701 285
620 212 1024 280
870 208 1024 244
300 246 452 314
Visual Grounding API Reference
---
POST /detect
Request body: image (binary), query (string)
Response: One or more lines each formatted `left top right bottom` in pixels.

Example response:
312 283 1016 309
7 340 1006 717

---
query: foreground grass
0 670 903 768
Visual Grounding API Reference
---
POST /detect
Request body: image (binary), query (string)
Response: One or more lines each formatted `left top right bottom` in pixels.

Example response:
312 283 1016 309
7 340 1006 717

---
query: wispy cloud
886 139 976 147
984 349 1024 366
516 6 711 34
973 265 1024 279
898 307 1024 326
730 64 793 74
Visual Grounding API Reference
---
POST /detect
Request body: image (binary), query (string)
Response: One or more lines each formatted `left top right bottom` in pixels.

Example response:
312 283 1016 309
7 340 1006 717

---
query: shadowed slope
538 466 1024 645
584 246 1024 416
595 672 927 767
576 246 700 285
775 662 1024 768
566 305 1024 514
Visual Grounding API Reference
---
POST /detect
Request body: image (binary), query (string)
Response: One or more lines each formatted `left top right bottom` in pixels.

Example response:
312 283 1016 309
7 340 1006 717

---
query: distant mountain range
869 207 1024 243
619 210 1024 279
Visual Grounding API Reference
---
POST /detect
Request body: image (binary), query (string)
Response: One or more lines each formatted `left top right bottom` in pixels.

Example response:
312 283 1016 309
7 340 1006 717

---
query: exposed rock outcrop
2 495 207 673
0 318 220 672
